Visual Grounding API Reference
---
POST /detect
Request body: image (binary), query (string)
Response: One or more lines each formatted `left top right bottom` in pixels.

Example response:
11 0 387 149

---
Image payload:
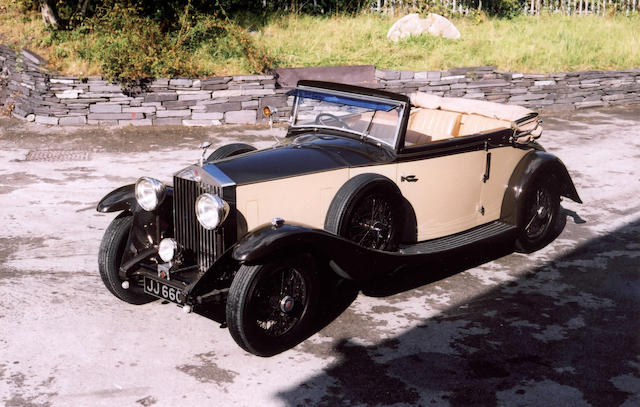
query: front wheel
515 177 561 253
98 214 155 304
226 253 319 357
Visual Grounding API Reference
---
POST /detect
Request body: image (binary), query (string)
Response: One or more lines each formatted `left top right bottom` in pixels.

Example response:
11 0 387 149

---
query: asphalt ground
0 106 639 406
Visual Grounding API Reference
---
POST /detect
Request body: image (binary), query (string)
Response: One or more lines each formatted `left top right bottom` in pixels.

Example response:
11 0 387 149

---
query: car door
478 145 530 222
396 149 485 241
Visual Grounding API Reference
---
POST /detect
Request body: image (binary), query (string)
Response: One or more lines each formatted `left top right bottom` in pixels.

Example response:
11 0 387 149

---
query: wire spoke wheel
248 266 308 337
325 174 403 252
346 193 395 250
516 177 561 253
524 185 554 240
226 253 319 357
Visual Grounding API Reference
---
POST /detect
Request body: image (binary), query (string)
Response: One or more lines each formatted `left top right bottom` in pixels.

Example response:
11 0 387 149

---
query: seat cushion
459 114 511 137
406 109 462 145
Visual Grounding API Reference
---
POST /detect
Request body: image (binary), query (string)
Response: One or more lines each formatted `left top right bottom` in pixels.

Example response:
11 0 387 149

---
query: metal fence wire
371 0 638 15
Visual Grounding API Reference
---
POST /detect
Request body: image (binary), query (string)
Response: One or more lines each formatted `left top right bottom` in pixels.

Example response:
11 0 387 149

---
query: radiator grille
173 176 224 272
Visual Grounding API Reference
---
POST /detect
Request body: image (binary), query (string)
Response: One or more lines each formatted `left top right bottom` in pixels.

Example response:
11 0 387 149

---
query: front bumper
119 246 236 308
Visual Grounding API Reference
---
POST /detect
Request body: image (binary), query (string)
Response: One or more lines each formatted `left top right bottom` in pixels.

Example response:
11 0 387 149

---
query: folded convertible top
409 92 542 141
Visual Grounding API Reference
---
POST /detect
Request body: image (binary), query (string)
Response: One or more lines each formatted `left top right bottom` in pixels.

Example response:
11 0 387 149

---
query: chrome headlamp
195 193 229 230
135 177 166 211
158 238 178 263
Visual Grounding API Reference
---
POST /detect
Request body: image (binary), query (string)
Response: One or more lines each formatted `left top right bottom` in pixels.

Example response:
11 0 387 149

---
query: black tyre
98 214 155 304
515 176 561 253
325 173 403 251
205 143 256 163
226 253 319 357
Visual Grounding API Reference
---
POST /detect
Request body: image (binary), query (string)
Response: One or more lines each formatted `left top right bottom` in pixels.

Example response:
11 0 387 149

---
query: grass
0 0 639 77
0 2 101 76
259 13 640 73
0 1 271 78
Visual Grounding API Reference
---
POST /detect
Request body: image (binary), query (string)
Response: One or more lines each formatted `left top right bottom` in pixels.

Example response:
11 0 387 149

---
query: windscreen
288 88 403 148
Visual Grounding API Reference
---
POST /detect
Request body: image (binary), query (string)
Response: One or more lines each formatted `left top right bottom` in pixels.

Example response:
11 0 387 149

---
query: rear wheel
325 174 403 251
226 253 319 356
515 177 561 253
206 143 256 162
98 214 155 304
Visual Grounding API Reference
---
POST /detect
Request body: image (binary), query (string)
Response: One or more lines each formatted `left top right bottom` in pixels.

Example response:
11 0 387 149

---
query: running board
399 221 516 255
229 221 518 283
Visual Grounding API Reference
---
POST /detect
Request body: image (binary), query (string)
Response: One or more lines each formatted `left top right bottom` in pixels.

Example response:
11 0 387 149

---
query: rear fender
502 151 582 228
232 223 413 281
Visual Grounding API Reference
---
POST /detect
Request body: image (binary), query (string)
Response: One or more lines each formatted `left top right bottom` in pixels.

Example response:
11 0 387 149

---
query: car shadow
360 243 515 298
196 210 574 353
275 218 640 406
362 207 572 298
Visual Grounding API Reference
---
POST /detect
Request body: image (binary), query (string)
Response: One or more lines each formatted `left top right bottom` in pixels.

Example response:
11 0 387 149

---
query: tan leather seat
406 109 462 146
459 114 511 137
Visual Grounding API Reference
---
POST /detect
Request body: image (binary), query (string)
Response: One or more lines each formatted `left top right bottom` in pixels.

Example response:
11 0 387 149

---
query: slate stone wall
2 44 639 127
374 66 640 110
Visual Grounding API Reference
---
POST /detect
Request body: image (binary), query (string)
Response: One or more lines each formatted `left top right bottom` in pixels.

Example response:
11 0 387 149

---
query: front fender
502 150 582 227
97 184 174 272
232 223 419 281
97 184 136 213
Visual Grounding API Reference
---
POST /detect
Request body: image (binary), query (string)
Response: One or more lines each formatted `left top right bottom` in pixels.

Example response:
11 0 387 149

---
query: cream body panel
234 146 528 241
479 147 531 221
348 163 397 180
236 169 349 231
397 151 485 240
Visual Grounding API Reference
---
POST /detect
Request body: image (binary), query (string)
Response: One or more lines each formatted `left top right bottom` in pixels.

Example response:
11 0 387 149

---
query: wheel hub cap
279 296 295 313
536 206 547 219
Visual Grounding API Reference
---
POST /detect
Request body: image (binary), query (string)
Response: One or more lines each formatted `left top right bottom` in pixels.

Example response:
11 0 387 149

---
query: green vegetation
260 13 640 73
0 0 638 79
0 1 273 80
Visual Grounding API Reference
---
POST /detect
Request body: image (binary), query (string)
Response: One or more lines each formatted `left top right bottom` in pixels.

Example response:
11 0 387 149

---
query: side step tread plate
399 221 515 255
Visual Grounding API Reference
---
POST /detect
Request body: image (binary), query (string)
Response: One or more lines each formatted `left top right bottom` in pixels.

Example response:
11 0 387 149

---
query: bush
484 0 522 18
52 3 274 81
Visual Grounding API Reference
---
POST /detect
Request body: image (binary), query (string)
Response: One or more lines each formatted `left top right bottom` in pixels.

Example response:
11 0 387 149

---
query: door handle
401 175 419 183
483 152 491 183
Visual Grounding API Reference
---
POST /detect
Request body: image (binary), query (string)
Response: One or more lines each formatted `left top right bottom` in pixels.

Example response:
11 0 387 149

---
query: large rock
387 13 460 42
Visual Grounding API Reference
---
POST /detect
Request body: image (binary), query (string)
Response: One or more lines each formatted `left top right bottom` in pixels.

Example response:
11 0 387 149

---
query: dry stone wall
2 45 639 127
374 66 640 110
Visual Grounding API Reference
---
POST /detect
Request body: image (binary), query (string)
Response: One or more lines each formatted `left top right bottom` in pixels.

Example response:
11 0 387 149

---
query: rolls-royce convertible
97 81 582 356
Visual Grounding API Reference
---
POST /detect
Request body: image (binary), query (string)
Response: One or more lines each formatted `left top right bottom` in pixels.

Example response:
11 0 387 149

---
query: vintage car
97 81 581 356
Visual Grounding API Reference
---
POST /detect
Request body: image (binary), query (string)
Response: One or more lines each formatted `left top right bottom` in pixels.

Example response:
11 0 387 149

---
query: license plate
144 276 182 304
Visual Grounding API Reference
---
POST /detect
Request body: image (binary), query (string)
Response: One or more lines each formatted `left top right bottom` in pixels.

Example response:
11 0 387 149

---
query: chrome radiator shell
172 165 236 272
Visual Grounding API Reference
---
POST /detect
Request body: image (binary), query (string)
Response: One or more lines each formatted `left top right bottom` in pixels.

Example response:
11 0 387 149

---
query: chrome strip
174 164 236 188
202 164 235 187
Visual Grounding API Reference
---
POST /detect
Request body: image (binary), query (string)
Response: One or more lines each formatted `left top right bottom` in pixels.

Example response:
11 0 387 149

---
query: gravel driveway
1 105 639 406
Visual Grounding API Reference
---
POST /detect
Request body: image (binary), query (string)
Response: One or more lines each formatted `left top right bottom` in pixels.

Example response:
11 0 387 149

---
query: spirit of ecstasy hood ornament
199 141 212 166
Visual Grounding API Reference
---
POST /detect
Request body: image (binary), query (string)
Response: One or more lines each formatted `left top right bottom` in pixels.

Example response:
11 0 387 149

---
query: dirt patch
175 351 238 385
136 395 157 406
